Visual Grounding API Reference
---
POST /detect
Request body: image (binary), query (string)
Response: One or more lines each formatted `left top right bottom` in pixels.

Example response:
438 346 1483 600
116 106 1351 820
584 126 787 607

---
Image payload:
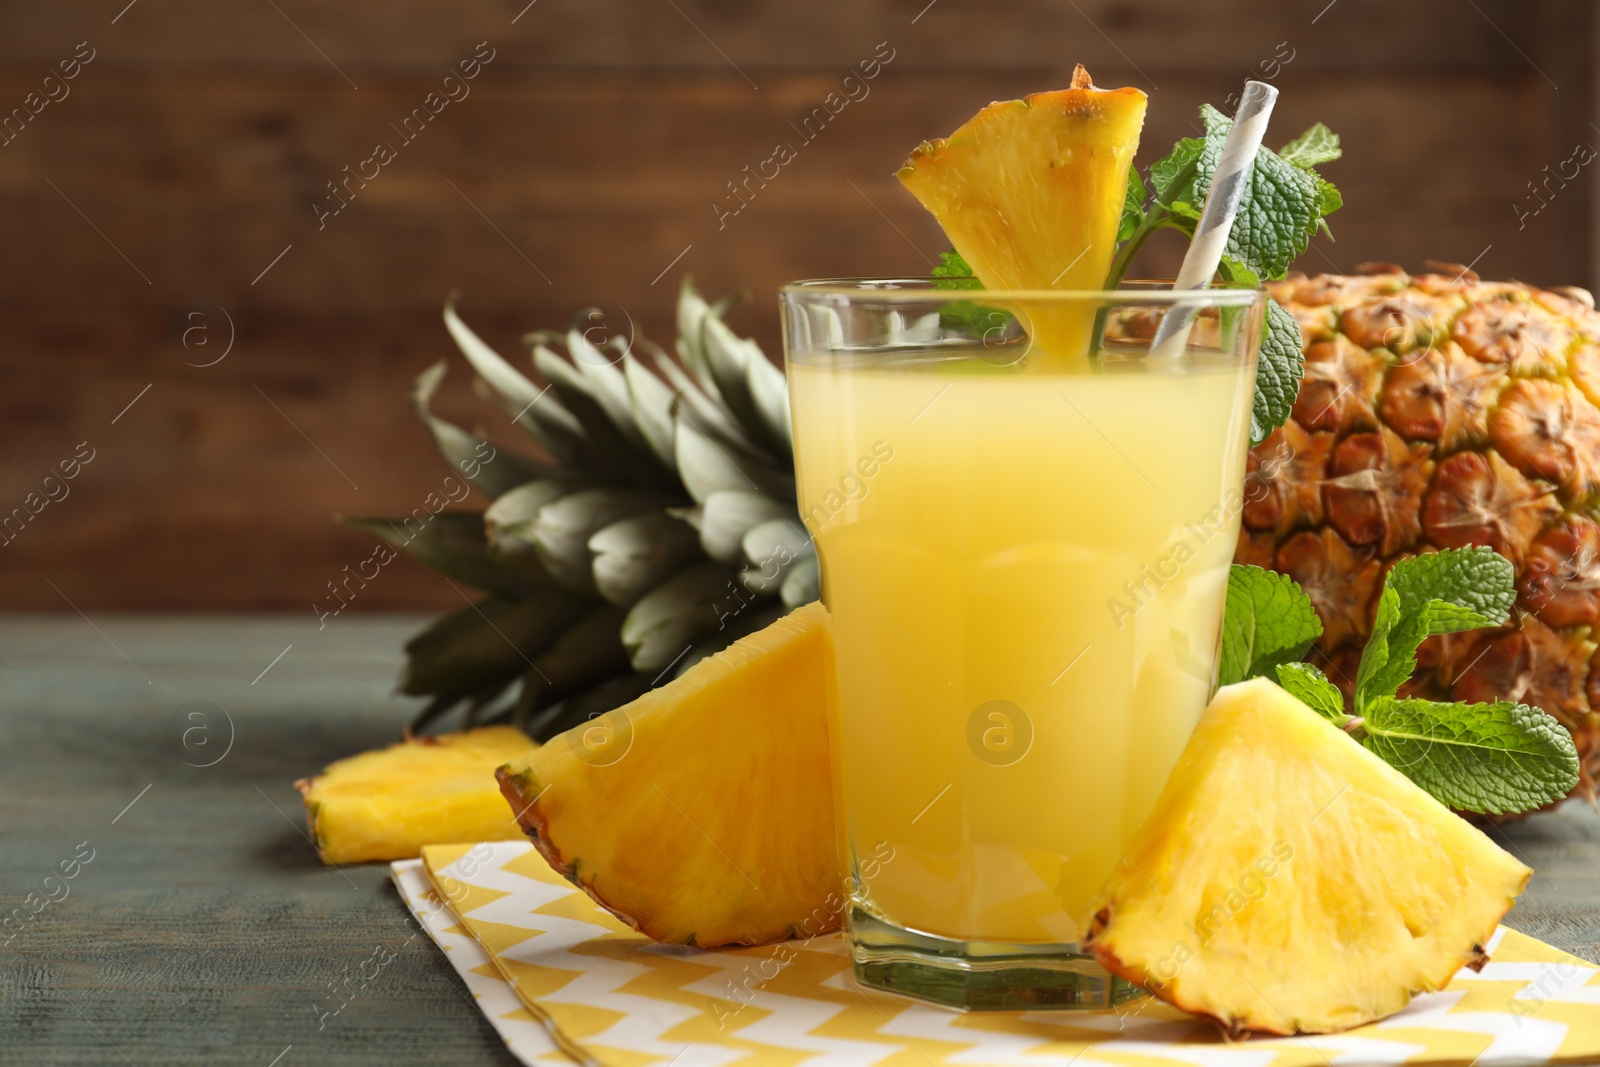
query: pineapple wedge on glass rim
897 63 1147 362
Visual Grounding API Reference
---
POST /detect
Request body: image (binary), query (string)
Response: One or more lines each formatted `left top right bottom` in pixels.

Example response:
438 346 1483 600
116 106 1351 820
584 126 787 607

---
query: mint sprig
1221 548 1580 815
1116 107 1341 445
1275 661 1347 722
1116 166 1148 244
1176 105 1325 280
1278 123 1342 168
1361 698 1580 815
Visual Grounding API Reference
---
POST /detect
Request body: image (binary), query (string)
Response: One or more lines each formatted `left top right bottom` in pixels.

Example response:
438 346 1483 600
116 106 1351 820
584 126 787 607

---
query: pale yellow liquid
792 352 1253 945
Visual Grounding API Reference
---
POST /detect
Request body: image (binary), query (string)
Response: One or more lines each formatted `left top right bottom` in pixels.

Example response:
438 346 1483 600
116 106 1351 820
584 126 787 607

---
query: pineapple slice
498 601 834 947
1086 678 1531 1036
898 65 1146 361
296 726 535 864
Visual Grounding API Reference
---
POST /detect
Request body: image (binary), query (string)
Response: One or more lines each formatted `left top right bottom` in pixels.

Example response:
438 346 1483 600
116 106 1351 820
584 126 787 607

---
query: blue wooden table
2 615 1597 1065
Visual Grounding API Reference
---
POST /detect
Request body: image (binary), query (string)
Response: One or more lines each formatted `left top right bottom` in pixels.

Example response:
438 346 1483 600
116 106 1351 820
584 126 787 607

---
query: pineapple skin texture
1087 678 1530 1036
295 726 535 865
498 601 837 948
1250 266 1600 799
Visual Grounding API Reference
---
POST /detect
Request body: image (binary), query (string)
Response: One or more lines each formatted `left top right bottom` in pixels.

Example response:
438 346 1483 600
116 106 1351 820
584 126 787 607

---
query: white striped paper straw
1149 80 1280 359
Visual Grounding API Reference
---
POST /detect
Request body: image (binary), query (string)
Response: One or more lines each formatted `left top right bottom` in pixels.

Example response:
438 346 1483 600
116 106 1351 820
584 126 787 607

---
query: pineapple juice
792 352 1254 945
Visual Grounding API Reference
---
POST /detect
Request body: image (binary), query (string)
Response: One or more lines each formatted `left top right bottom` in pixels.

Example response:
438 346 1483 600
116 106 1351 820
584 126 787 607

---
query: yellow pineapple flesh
898 64 1145 293
1086 677 1530 1036
897 64 1146 363
497 601 836 948
296 725 535 864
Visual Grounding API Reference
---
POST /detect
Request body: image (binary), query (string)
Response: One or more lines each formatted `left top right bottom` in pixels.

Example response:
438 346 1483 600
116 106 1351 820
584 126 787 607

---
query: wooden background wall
0 0 1593 612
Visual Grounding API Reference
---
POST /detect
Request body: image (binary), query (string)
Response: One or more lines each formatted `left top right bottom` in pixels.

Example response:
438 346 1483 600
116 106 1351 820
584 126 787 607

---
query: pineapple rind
497 601 837 948
1088 678 1530 1035
499 766 656 940
296 725 535 865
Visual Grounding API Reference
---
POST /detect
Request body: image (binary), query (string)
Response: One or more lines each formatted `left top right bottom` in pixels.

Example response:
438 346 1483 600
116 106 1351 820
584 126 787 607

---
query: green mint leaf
1316 177 1343 220
1252 295 1306 445
1148 136 1204 204
1217 256 1260 288
931 249 982 290
1361 697 1580 815
1214 256 1257 355
1242 542 1569 816
1278 123 1342 169
1355 585 1401 703
937 300 1011 336
1313 177 1343 241
1275 662 1348 723
1355 587 1430 714
1168 199 1202 222
930 248 1013 334
1117 167 1148 244
1213 258 1302 445
1387 546 1516 627
1355 548 1516 714
1191 104 1330 281
1219 564 1323 686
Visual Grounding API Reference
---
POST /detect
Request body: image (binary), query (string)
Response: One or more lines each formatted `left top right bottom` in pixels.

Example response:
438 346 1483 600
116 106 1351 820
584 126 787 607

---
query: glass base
848 907 1146 1012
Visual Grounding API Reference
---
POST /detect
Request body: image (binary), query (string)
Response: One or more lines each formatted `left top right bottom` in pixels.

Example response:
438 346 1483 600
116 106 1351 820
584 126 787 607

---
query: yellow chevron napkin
396 840 1600 1067
390 856 575 1066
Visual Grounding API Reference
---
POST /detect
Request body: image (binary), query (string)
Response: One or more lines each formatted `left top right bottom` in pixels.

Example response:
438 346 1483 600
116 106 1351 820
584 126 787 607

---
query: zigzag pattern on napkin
390 858 573 1067
404 841 1600 1067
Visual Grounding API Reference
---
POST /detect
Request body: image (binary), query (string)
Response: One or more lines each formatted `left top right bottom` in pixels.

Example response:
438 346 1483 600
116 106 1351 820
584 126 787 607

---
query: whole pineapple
1241 263 1600 796
354 279 816 739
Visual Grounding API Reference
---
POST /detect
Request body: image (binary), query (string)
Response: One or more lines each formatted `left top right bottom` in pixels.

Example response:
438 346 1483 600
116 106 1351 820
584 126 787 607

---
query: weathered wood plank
0 67 1580 311
0 616 520 1065
0 0 1569 70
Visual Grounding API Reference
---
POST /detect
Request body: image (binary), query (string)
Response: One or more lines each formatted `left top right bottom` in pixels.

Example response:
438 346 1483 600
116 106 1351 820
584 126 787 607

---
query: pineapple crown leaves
1221 551 1580 815
368 278 820 735
409 358 552 498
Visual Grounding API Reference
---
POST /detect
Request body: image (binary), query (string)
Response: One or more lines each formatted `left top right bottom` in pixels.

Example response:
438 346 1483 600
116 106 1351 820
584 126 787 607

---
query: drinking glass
780 279 1266 1010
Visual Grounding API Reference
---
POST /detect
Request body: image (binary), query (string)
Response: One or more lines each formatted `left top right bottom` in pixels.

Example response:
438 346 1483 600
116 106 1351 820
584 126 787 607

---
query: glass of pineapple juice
780 279 1266 1011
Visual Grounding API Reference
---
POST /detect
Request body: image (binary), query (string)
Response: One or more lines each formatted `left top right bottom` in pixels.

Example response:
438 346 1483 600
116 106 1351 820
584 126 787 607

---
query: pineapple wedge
296 726 535 864
1086 678 1531 1036
498 601 835 947
898 65 1145 292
